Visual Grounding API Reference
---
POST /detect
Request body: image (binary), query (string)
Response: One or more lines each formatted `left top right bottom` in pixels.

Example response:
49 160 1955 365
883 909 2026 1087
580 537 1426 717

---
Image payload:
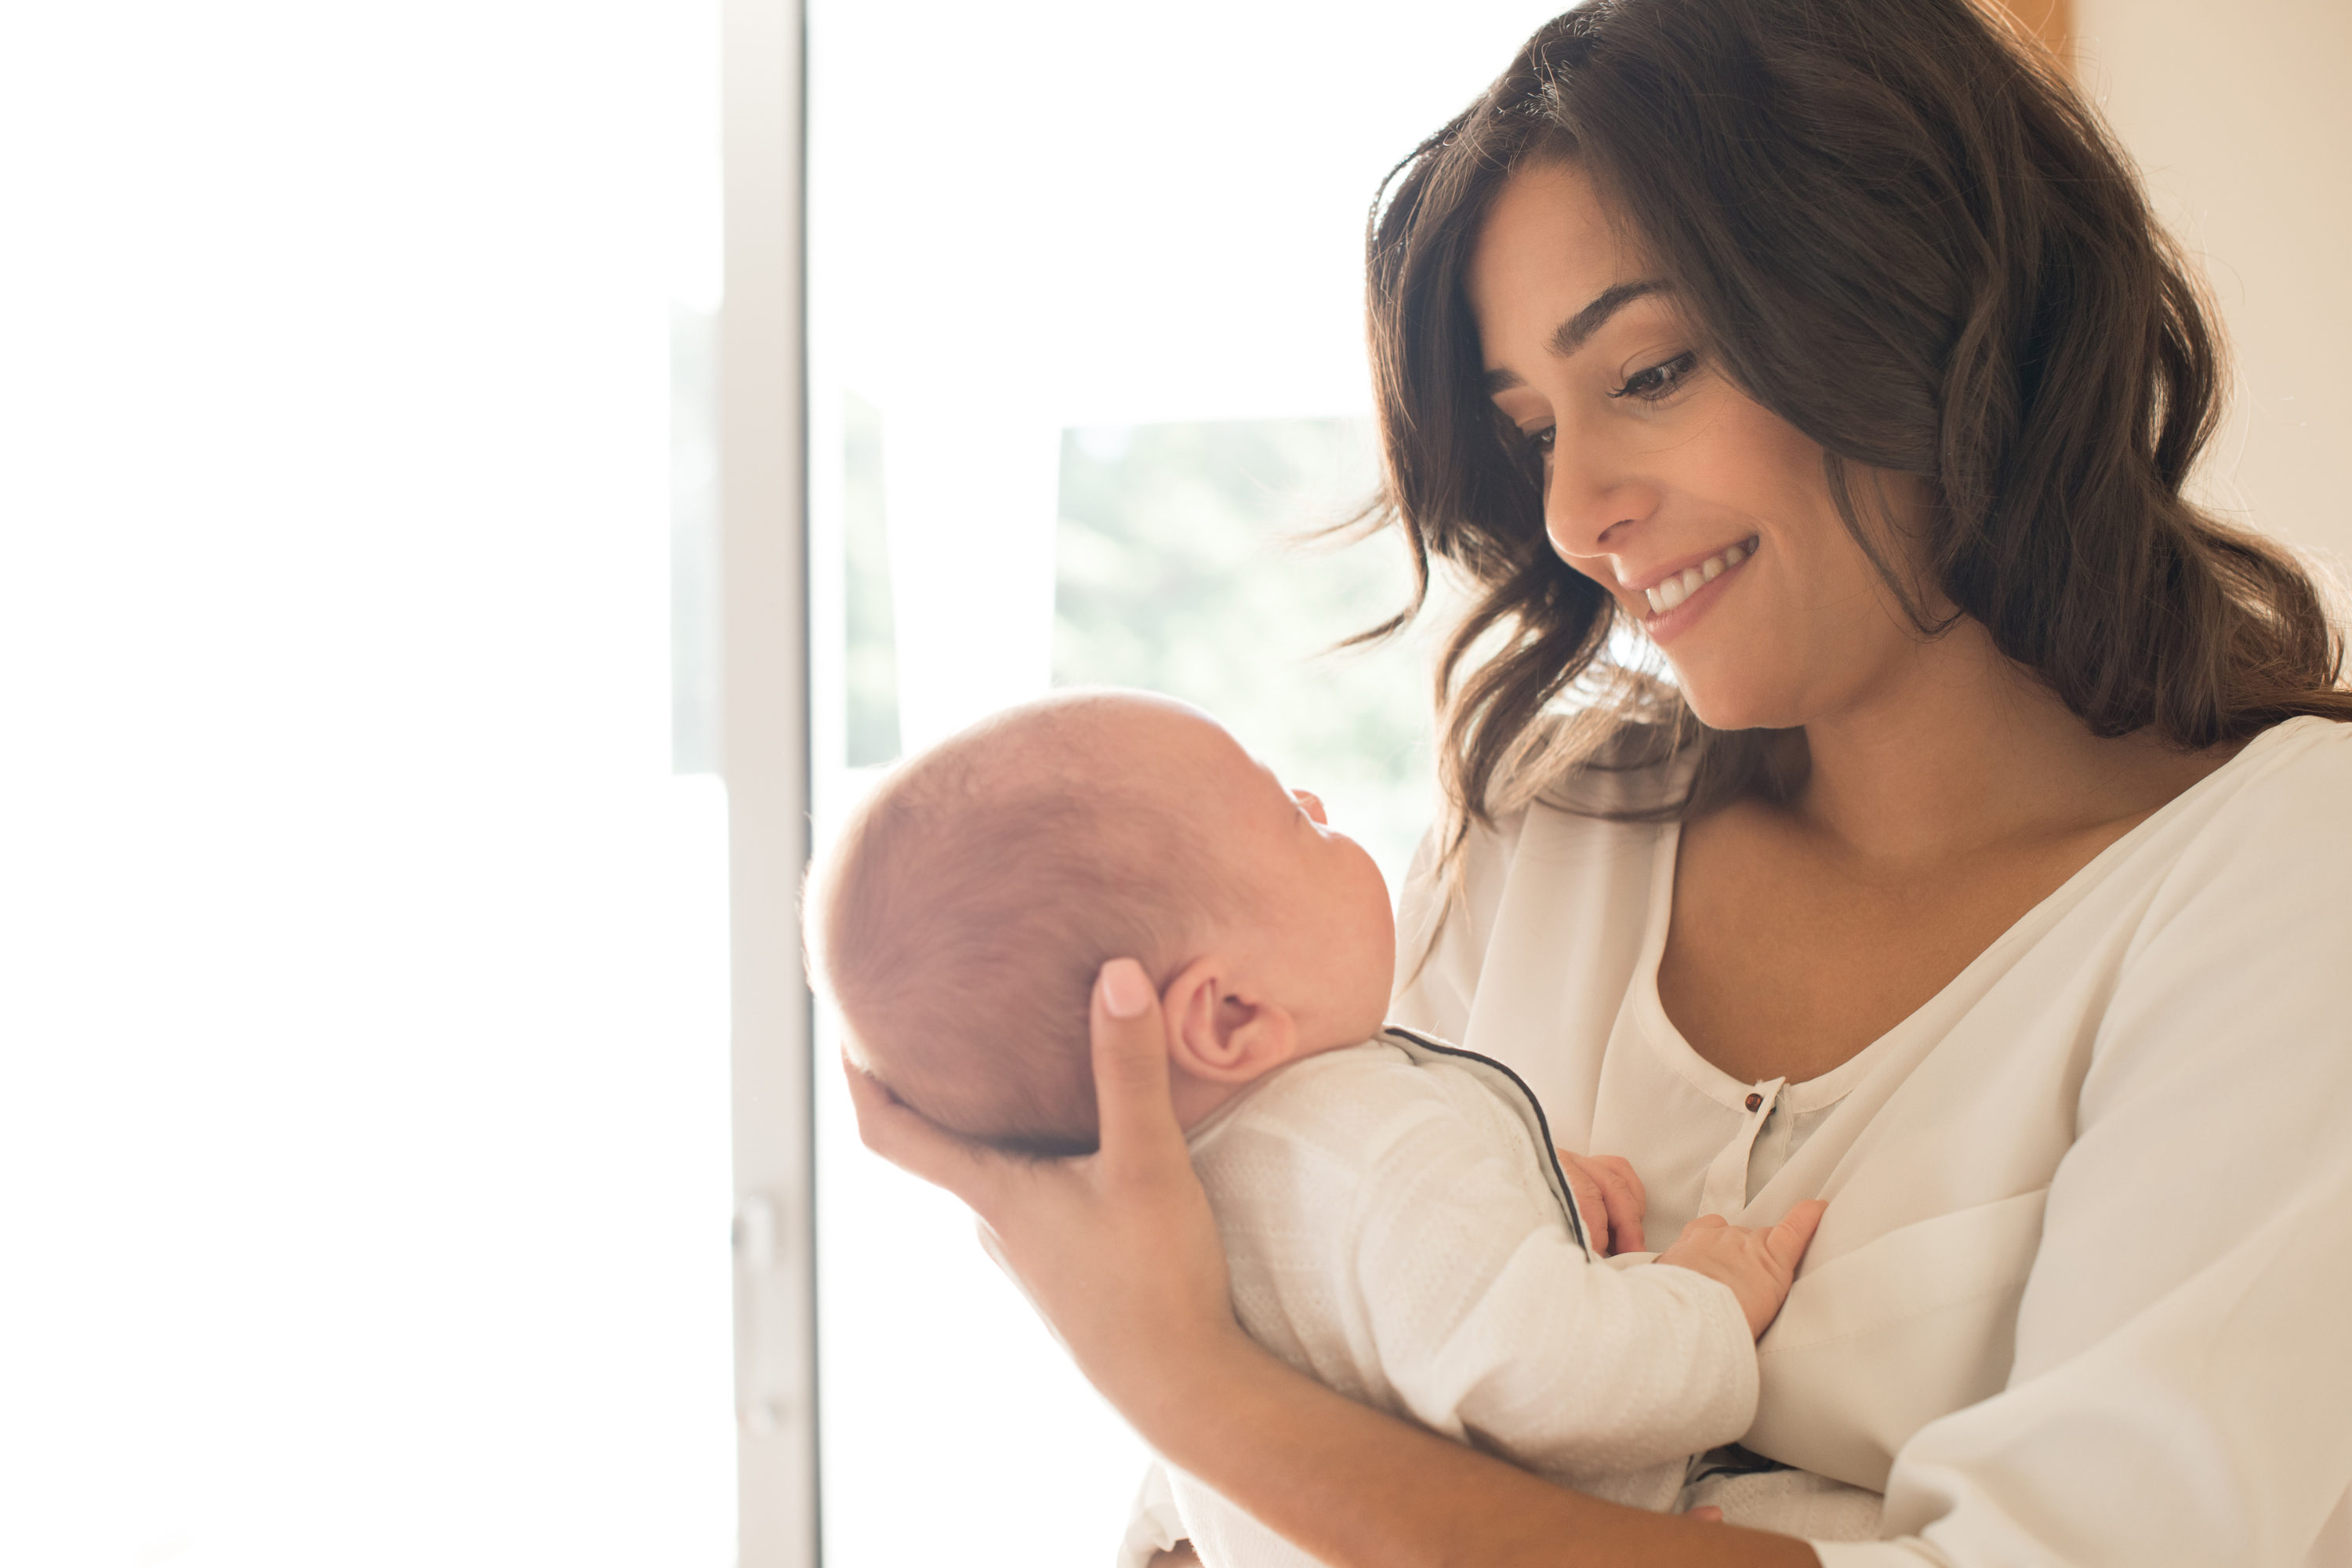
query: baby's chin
1306 989 1398 1055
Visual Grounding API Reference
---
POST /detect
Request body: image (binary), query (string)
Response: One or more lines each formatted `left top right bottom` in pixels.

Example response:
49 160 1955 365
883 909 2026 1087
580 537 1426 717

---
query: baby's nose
1292 789 1327 825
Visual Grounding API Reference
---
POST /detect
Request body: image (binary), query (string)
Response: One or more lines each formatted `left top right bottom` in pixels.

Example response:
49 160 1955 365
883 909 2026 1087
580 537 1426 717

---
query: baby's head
809 690 1394 1155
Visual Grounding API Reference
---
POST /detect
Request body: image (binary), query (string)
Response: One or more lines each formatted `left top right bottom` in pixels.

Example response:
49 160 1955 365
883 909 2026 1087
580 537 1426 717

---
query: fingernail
1099 958 1152 1018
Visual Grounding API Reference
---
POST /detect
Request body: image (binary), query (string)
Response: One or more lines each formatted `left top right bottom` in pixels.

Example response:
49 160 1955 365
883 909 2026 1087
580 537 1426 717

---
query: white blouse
1389 716 2352 1567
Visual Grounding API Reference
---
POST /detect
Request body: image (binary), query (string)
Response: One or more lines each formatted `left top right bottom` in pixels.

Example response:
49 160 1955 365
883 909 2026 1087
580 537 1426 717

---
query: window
805 5 1570 1562
4 6 736 1564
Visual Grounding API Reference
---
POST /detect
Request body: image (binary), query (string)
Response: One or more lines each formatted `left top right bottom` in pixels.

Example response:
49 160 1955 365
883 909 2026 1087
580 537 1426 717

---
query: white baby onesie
1137 1029 1759 1568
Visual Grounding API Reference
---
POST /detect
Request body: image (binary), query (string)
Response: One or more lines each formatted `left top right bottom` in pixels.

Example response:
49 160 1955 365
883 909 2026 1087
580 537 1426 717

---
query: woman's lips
1624 535 1759 644
1634 536 1756 615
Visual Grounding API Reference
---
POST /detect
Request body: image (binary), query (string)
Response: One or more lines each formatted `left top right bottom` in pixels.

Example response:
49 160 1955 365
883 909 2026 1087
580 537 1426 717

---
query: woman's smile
1468 159 1933 732
1617 535 1758 643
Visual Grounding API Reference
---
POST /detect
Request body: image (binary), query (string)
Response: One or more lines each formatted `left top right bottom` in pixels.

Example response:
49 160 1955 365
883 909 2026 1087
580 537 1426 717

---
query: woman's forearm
1143 1329 1819 1568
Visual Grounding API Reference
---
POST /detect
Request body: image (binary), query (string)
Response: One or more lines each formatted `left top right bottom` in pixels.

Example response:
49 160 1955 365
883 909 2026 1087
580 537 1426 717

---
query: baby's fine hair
808 692 1228 1156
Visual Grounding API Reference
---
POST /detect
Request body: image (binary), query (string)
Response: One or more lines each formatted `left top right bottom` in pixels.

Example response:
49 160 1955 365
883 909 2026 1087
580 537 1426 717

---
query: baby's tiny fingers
1556 1156 1608 1250
1590 1154 1646 1211
1590 1155 1647 1254
1766 1199 1829 1273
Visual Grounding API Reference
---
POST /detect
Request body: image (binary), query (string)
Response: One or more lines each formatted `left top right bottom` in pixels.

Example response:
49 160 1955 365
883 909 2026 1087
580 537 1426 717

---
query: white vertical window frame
724 1 818 1563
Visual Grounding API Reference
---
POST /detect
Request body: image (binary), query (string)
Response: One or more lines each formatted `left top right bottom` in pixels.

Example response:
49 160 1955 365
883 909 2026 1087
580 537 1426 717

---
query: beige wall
2073 0 2352 564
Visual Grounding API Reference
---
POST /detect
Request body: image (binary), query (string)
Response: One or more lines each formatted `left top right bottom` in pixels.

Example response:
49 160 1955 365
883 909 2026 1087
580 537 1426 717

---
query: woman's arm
848 960 1818 1568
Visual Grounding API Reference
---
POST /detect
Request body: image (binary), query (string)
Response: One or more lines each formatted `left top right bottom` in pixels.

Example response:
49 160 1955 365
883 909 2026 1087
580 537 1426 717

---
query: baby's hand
1554 1148 1647 1256
1655 1200 1826 1338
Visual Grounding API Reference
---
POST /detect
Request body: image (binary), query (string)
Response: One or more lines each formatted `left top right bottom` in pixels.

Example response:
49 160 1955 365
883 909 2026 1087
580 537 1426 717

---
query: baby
809 689 1823 1568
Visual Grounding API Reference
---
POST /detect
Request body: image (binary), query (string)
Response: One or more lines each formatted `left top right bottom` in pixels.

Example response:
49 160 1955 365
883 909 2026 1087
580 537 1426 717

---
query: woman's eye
1608 350 1699 404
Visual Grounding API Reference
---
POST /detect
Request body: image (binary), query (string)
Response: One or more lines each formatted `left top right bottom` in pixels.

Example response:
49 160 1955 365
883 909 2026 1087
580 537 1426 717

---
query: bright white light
808 5 1574 1566
0 5 733 1565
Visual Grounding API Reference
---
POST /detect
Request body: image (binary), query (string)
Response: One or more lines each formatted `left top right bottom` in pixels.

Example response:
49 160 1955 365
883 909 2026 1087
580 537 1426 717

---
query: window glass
1 6 735 1563
807 4 1570 1563
1054 417 1429 886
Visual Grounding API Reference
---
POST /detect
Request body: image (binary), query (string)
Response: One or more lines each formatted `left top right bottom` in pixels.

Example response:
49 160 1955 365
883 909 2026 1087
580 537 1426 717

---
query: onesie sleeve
1815 734 2352 1567
1346 1083 1759 1488
1167 1051 1759 1563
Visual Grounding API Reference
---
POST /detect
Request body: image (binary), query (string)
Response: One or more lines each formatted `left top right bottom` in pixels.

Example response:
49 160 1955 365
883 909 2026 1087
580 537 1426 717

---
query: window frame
721 1 819 1563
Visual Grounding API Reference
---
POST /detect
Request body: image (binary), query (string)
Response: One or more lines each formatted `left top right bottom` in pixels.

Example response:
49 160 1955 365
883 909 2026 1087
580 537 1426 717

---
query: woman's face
1465 160 1929 733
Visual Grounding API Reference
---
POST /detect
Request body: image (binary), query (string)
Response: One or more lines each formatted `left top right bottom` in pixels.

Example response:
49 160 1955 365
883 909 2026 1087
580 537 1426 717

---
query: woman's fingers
1091 958 1187 1183
843 1051 1004 1207
839 962 1234 1421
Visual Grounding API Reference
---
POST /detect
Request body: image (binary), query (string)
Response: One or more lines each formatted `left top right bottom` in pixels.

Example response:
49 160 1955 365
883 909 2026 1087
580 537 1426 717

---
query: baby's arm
1167 1073 1803 1565
1558 1143 1826 1330
1345 1109 1810 1483
1654 1205 1825 1338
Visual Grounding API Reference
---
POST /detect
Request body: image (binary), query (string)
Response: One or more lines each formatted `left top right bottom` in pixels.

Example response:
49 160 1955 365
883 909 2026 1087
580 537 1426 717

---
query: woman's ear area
1160 953 1301 1085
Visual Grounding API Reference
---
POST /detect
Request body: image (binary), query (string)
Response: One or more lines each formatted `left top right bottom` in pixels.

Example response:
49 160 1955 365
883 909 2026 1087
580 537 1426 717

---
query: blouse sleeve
1817 748 2352 1566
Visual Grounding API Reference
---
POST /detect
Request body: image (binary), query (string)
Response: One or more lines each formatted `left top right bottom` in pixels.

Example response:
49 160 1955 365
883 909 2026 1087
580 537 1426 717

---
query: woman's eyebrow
1549 280 1668 358
1483 280 1672 394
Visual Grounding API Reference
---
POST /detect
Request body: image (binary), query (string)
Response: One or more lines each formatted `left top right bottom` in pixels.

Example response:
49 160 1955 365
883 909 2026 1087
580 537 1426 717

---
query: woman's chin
1668 676 1804 737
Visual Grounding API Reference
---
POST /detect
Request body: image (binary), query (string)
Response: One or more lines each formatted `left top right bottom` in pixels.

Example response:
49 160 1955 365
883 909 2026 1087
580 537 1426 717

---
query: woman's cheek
1559 554 1628 609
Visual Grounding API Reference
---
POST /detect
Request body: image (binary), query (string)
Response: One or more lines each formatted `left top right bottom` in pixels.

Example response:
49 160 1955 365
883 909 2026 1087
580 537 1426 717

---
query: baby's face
1123 701 1396 1050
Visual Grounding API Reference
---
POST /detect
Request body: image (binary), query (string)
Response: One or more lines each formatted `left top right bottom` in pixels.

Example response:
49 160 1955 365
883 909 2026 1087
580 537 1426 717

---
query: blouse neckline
1624 716 2323 1111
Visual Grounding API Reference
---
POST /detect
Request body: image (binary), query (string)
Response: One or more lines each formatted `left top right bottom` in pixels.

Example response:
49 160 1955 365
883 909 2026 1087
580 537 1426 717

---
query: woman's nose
1542 443 1657 563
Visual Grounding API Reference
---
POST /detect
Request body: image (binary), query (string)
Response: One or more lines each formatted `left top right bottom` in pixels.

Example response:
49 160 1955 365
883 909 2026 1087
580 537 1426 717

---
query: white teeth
1638 538 1756 616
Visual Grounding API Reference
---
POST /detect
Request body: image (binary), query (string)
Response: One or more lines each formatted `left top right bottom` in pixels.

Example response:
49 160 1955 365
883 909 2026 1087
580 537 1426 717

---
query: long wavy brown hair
1364 0 2350 846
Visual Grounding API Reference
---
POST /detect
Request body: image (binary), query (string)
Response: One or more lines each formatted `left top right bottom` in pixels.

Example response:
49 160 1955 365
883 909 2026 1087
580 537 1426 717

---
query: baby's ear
1162 954 1299 1084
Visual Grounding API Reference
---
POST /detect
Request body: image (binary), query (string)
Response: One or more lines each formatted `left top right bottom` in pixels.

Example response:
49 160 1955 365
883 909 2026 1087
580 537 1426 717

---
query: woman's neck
1783 619 2227 869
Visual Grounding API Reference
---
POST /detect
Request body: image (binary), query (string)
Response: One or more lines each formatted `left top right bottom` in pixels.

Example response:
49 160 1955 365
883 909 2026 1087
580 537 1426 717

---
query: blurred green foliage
1053 418 1437 895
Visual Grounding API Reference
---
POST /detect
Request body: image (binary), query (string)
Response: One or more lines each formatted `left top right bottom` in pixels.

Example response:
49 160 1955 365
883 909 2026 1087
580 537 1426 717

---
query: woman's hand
855 960 1817 1567
844 957 1247 1418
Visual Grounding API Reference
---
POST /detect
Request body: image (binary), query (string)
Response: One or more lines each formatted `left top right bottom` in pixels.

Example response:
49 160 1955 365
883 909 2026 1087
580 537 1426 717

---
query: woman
852 0 2352 1562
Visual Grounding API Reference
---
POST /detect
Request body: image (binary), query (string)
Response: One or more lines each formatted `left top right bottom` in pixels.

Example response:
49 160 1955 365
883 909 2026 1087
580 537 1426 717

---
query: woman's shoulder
2165 715 2352 850
2226 711 2352 785
2131 716 2352 909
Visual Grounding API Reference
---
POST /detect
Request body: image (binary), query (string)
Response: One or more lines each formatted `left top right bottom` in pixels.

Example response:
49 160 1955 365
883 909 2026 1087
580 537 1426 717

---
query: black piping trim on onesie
1377 1025 1595 1261
1381 1027 1798 1490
